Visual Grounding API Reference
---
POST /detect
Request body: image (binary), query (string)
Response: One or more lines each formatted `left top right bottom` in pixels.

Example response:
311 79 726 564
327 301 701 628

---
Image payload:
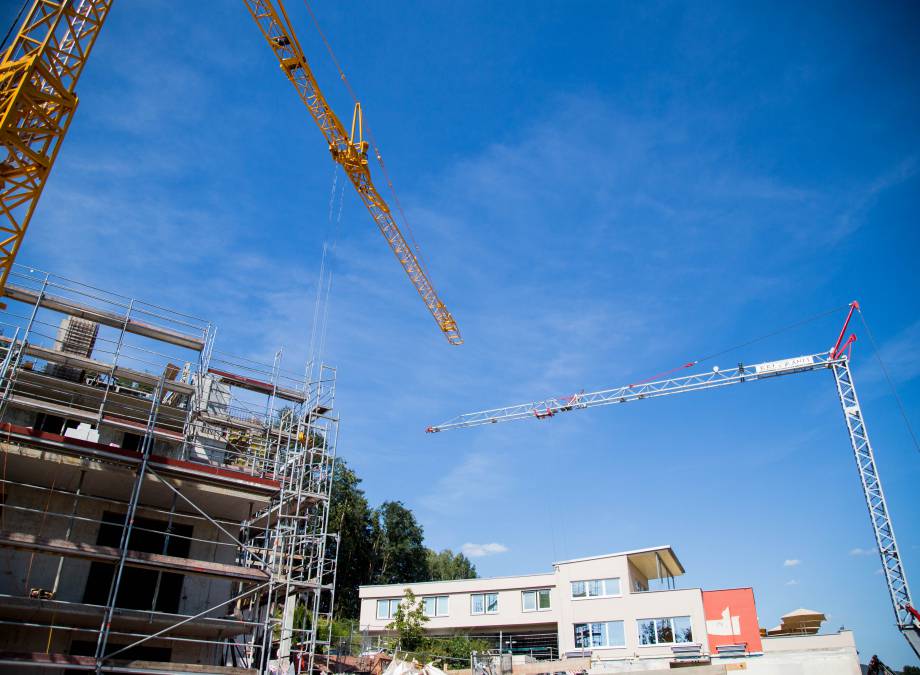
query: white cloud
462 542 509 558
785 579 799 586
419 452 510 516
783 559 801 567
849 547 876 556
875 568 885 576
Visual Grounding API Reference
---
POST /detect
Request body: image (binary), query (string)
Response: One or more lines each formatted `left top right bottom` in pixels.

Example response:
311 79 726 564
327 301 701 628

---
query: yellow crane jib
243 0 462 345
0 0 114 304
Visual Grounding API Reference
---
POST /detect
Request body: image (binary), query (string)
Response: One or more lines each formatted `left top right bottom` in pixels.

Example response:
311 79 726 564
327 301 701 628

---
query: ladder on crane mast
427 302 920 658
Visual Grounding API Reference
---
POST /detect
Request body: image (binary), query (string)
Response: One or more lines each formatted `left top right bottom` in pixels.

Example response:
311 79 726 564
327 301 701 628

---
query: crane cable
318 167 346 364
299 0 433 275
624 304 920 456
627 304 850 388
307 166 345 380
0 0 29 53
857 308 920 455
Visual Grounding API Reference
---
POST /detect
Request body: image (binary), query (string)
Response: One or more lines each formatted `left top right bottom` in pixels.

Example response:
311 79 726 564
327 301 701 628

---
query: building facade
359 546 861 673
0 267 339 674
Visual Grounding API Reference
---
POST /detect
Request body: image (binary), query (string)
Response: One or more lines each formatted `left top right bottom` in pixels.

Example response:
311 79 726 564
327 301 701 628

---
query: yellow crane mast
0 0 113 303
242 0 462 345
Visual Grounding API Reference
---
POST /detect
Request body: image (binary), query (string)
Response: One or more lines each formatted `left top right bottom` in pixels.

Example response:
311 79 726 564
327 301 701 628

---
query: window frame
471 592 499 615
636 616 693 646
423 595 449 617
376 598 401 621
573 620 626 649
521 588 552 612
571 577 622 600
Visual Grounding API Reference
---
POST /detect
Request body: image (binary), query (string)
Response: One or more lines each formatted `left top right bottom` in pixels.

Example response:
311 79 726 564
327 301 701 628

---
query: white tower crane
427 302 920 657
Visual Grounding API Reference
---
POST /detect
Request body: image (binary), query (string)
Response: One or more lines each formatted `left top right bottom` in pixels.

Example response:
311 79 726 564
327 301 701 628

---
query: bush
424 635 493 669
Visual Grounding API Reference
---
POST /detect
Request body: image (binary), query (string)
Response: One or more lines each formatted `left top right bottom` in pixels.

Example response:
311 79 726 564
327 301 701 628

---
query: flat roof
554 545 685 574
360 546 687 594
359 571 555 590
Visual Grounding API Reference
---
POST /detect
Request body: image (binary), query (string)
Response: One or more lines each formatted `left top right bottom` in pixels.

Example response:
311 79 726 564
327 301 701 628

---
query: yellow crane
0 0 462 344
0 0 113 305
242 1 461 345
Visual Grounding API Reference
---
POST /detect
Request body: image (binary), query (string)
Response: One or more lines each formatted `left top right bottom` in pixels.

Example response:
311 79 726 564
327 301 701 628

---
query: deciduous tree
328 459 374 618
426 548 477 581
371 501 428 584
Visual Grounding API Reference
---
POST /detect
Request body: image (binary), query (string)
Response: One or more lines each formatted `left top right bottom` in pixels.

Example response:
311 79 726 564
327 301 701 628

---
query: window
376 598 401 620
571 577 621 598
574 621 625 648
522 588 551 612
423 595 449 617
637 616 693 646
83 511 191 614
471 592 498 614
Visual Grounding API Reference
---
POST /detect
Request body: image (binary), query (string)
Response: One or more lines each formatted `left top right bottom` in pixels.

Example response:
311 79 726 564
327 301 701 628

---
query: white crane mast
427 303 920 657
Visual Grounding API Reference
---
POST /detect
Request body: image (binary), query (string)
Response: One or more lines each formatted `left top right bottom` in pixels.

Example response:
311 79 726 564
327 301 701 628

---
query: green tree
372 501 429 584
328 459 375 618
426 548 477 581
902 666 920 675
386 588 429 651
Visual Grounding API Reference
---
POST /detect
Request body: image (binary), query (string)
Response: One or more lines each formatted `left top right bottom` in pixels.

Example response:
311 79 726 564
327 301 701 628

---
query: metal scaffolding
0 265 338 674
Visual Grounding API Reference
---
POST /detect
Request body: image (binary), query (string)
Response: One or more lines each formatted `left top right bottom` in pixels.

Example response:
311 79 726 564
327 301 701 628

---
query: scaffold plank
207 368 308 404
0 652 256 673
0 595 252 638
3 284 206 351
0 422 282 492
0 531 269 583
2 340 196 395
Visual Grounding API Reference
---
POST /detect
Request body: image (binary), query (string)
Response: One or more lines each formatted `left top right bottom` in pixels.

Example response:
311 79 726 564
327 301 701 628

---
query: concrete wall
3 405 35 427
0 482 237 661
583 631 861 673
749 631 862 674
0 485 97 603
446 632 860 674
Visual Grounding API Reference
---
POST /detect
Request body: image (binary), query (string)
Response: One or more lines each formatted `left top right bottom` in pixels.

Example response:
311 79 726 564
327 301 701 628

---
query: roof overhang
626 546 685 580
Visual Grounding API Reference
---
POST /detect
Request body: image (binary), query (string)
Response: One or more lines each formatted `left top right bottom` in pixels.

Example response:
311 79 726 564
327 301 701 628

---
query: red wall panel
702 588 763 653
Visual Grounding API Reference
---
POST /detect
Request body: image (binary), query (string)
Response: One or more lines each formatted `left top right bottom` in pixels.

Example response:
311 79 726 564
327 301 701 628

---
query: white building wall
359 548 708 663
554 555 706 660
359 573 558 633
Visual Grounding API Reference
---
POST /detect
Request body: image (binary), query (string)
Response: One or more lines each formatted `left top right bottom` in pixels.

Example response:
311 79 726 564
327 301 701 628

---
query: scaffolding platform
0 594 252 639
3 284 207 351
0 265 339 673
0 652 256 674
0 531 271 582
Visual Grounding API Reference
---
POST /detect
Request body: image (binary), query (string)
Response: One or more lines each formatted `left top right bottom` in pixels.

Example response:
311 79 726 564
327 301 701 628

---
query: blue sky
4 0 919 667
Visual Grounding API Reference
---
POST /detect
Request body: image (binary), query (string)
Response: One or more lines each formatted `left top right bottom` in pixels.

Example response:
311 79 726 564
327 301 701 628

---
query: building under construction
0 265 339 674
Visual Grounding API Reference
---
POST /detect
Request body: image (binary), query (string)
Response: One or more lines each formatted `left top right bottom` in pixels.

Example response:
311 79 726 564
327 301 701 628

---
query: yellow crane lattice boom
243 0 462 345
0 0 113 299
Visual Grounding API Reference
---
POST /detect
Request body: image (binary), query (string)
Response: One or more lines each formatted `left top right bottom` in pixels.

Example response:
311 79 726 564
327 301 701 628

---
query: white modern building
359 545 862 674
